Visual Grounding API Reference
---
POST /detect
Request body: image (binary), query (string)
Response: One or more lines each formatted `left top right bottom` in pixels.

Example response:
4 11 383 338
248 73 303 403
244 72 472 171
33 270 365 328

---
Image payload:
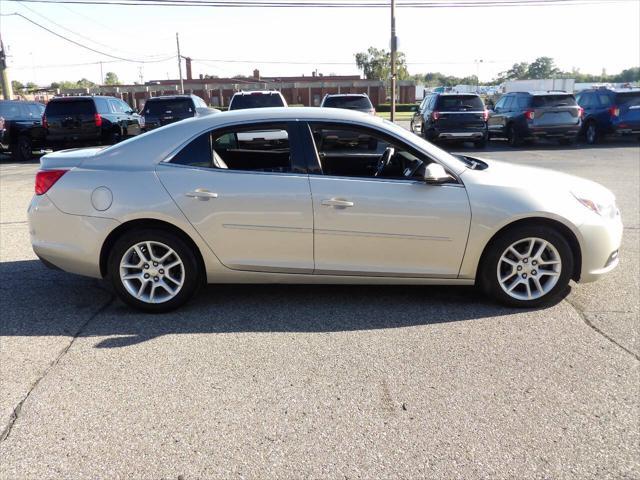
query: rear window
229 94 284 110
0 102 25 120
615 92 640 107
531 95 577 108
46 99 95 116
436 95 484 111
322 96 373 110
144 99 194 116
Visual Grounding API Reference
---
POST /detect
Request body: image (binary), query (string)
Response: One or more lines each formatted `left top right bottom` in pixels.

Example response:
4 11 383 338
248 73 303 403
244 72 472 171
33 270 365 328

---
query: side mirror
424 163 450 184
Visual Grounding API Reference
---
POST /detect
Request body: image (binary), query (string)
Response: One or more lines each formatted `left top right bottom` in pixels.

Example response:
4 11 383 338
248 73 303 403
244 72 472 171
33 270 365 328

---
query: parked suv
411 93 488 148
576 88 640 144
320 93 375 114
141 94 215 132
44 96 142 149
228 90 287 110
488 91 582 146
0 100 45 161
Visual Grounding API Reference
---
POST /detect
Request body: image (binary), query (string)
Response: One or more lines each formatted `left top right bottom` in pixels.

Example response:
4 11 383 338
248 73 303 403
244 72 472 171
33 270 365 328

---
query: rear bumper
46 131 102 147
28 194 118 278
612 121 640 136
429 127 487 141
527 125 580 138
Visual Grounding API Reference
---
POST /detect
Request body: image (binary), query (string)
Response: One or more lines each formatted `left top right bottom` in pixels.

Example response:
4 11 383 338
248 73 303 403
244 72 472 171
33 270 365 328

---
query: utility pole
390 0 397 122
0 34 13 100
176 32 184 94
99 61 104 85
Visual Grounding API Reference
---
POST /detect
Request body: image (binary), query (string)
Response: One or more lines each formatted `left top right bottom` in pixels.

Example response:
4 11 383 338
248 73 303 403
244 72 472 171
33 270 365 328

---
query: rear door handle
186 189 218 200
321 198 354 208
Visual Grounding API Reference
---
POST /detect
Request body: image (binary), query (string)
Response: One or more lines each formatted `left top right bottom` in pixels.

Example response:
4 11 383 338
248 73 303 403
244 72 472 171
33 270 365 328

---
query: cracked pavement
0 139 638 479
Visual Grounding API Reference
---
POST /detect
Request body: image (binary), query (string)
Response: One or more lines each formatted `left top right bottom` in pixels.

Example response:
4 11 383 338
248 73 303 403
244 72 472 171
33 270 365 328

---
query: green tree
104 72 120 85
11 80 24 91
496 62 529 82
354 47 410 81
527 57 560 79
77 78 96 88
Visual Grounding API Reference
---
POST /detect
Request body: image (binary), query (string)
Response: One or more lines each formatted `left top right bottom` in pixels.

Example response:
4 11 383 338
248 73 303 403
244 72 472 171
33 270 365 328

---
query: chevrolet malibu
28 108 622 312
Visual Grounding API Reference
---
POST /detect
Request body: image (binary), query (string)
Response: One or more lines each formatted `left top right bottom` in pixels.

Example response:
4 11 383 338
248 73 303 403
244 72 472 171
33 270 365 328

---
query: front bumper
28 194 119 278
577 212 623 283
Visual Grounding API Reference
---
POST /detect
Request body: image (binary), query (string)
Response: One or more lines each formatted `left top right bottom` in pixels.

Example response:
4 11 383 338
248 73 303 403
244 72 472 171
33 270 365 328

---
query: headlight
572 193 618 220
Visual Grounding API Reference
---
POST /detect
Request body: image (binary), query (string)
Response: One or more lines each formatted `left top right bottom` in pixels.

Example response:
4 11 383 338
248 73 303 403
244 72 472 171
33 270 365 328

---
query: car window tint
46 99 95 116
322 96 373 110
94 97 110 114
229 94 284 110
531 95 577 107
494 97 506 110
145 99 193 115
309 124 425 180
0 102 25 119
502 96 514 110
25 104 43 118
516 96 530 109
436 95 484 111
615 91 640 107
119 100 132 112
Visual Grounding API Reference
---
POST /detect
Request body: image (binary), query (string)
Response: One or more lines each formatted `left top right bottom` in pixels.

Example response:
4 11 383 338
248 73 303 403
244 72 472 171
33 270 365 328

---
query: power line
4 0 633 7
0 13 175 63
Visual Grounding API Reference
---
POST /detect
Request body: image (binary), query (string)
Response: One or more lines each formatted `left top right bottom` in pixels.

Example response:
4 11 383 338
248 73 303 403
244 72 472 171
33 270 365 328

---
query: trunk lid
530 94 581 127
615 91 640 124
40 147 105 170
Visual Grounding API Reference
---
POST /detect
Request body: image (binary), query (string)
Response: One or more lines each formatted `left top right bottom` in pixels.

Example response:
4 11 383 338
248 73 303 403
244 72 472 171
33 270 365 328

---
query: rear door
530 94 581 128
488 96 511 135
156 121 314 273
45 98 98 140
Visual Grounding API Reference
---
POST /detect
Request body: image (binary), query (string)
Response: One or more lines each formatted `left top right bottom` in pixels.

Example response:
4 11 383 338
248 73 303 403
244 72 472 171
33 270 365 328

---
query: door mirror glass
424 163 450 184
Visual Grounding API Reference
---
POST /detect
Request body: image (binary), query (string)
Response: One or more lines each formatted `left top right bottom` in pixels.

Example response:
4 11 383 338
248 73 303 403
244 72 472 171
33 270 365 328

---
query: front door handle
186 189 218 200
321 198 354 208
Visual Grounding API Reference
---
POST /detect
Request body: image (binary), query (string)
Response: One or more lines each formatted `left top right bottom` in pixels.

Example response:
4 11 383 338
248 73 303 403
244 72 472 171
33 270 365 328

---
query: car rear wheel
12 136 33 161
108 229 201 312
585 122 598 145
480 226 573 308
474 137 487 149
507 124 523 147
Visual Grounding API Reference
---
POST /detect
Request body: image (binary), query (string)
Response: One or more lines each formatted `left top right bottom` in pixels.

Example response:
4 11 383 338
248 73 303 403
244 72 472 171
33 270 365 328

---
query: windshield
615 91 640 106
532 95 577 107
436 95 484 111
323 96 373 110
144 99 193 116
229 94 284 110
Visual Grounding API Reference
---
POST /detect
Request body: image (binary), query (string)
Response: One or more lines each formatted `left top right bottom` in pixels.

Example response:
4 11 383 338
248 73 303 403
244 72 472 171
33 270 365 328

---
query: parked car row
409 87 640 148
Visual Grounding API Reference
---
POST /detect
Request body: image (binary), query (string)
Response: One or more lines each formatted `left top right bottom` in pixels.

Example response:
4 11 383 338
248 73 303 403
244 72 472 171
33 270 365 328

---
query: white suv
228 90 288 110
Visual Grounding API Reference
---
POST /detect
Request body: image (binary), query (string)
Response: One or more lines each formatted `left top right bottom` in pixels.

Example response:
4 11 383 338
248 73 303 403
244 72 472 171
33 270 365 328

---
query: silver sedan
28 108 623 312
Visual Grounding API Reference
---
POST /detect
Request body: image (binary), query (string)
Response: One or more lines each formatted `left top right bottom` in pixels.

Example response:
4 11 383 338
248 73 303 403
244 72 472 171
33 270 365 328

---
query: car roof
0 100 43 105
437 92 480 96
324 93 368 97
233 90 282 96
146 95 196 101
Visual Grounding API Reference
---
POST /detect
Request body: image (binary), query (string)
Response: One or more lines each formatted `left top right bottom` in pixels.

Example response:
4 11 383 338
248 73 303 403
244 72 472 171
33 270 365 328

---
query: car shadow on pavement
1 259 546 348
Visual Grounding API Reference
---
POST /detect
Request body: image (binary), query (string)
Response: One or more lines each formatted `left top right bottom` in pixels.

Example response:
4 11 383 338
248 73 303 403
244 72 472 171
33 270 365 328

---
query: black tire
507 124 523 147
558 137 575 146
107 228 201 313
107 128 123 145
479 225 573 308
11 136 33 161
585 121 598 145
474 137 487 149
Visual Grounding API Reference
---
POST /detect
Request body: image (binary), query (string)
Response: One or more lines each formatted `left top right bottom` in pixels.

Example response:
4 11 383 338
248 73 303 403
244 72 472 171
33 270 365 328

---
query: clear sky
1 0 639 86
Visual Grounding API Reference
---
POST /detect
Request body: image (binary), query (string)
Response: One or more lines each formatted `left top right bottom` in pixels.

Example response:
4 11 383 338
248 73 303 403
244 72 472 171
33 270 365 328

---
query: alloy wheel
497 237 562 301
119 241 185 304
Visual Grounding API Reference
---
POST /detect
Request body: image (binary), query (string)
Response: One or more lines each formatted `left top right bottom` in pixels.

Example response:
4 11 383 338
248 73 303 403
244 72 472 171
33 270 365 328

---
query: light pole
176 32 184 94
390 0 397 122
475 59 483 92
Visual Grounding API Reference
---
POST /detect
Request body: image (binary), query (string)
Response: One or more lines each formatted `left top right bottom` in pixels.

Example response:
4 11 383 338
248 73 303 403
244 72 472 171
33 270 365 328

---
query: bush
375 103 417 112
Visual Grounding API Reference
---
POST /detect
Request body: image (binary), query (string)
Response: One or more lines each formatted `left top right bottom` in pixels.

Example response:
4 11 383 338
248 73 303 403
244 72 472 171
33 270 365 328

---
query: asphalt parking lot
0 137 638 479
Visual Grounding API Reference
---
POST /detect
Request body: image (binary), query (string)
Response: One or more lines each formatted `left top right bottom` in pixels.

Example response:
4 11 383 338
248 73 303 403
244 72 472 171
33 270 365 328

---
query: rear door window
531 95 577 107
46 99 95 116
436 95 484 111
94 97 110 114
515 95 530 109
501 96 514 111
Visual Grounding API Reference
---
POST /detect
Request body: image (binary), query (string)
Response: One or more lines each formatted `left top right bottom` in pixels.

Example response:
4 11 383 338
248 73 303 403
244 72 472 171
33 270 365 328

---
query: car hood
462 157 615 203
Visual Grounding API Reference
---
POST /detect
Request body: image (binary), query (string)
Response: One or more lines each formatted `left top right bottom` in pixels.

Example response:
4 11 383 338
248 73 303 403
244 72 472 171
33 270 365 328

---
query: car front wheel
108 229 201 312
480 226 573 308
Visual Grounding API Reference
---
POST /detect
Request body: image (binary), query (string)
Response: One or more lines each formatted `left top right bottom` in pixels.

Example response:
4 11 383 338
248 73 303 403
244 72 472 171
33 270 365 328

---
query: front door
157 122 314 273
305 122 471 277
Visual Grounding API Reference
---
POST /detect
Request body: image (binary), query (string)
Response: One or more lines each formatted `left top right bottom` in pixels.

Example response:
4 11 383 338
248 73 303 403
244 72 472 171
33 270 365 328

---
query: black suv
488 91 582 146
320 93 375 114
44 96 142 149
411 93 488 148
141 94 214 131
0 100 46 161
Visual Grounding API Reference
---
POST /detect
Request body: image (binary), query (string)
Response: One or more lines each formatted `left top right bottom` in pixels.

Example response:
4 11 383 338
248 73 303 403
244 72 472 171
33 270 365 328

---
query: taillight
94 113 103 127
524 109 535 121
35 169 67 195
42 114 48 129
431 111 440 121
578 107 584 118
609 105 619 117
482 109 489 121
